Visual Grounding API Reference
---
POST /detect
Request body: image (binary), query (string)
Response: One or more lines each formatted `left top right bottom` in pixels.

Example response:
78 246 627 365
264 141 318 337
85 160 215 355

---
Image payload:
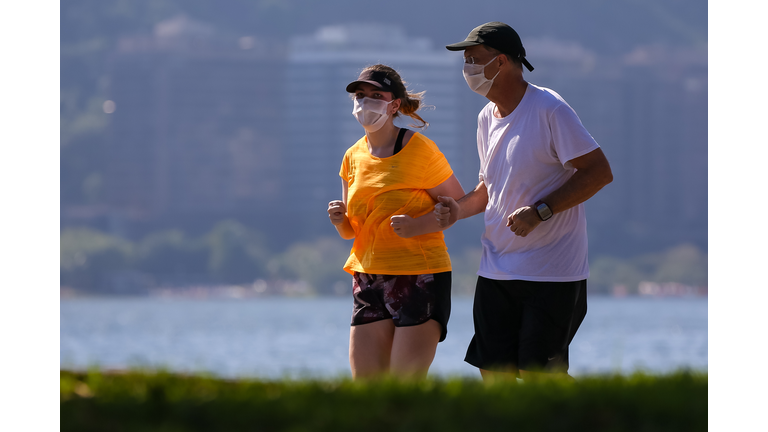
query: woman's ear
391 98 402 114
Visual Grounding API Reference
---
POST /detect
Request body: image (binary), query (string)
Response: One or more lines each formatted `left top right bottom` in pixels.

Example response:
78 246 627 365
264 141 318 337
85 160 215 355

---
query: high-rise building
103 16 286 235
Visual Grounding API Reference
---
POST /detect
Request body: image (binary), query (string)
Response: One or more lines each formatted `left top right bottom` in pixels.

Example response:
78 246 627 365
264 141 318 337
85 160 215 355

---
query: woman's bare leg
349 320 395 379
389 319 441 380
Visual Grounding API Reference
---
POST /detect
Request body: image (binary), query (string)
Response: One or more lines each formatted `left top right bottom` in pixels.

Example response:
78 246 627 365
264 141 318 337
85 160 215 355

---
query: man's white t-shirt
476 83 600 282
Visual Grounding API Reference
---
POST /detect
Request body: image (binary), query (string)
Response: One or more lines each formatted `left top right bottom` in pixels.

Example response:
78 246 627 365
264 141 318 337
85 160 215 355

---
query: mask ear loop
481 55 500 70
483 56 501 78
487 55 502 80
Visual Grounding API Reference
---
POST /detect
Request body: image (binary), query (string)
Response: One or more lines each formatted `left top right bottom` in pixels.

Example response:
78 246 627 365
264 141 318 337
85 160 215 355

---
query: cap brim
346 80 393 93
445 40 482 51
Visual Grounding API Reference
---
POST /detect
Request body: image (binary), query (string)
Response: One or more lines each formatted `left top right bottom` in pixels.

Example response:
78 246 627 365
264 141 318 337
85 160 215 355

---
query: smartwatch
534 201 553 221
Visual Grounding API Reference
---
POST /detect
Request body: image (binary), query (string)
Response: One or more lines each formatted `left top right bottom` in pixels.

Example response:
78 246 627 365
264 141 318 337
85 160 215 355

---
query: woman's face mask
353 97 394 132
463 55 499 97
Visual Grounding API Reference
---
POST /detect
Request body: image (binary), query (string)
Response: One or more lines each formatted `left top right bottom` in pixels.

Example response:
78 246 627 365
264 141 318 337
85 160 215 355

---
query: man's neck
489 78 528 118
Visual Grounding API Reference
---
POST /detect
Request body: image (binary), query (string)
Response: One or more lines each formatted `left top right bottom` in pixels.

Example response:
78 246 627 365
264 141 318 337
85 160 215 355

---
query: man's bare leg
519 369 575 382
479 368 520 384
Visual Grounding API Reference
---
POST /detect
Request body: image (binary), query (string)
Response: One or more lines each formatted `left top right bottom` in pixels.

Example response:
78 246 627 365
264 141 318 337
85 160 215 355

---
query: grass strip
61 369 706 432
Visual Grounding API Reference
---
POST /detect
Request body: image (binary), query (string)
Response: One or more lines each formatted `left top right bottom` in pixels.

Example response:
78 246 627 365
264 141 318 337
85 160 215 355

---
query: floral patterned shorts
351 271 452 342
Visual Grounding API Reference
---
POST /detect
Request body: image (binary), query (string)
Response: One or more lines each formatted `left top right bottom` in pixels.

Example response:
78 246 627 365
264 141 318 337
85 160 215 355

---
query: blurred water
60 296 707 379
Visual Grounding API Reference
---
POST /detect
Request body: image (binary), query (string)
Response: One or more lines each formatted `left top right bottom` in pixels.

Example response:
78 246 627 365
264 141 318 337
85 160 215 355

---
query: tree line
61 220 352 295
61 220 707 296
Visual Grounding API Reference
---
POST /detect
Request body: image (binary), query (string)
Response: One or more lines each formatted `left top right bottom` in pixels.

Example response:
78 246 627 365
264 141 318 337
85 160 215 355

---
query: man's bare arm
434 180 489 227
506 148 613 237
540 147 613 214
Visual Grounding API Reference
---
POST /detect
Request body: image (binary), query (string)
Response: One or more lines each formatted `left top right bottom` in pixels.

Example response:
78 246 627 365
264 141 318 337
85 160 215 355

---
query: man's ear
497 53 508 69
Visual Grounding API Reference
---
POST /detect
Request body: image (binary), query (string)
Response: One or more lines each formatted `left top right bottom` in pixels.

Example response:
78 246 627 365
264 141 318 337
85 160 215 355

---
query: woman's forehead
355 83 385 92
354 83 394 98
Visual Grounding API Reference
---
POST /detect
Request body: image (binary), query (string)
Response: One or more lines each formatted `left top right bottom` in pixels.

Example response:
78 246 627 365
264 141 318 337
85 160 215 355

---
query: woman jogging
327 64 465 380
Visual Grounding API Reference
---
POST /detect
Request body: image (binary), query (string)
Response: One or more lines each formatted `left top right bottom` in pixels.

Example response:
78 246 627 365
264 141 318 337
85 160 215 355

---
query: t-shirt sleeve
339 151 350 181
549 104 600 168
477 110 488 182
420 141 453 190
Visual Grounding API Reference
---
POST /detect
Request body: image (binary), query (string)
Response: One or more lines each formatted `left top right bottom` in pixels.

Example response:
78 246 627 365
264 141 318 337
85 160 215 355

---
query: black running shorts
464 276 587 375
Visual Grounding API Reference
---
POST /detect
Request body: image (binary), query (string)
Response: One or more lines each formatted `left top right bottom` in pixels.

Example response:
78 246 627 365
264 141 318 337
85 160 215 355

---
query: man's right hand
434 196 459 228
328 200 346 226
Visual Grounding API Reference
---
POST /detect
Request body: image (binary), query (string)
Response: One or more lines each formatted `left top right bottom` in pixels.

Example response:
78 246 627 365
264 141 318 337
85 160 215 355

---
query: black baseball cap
446 21 534 72
346 69 395 93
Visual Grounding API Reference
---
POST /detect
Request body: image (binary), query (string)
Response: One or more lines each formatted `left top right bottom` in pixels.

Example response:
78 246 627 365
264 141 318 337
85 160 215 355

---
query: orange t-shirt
339 132 454 275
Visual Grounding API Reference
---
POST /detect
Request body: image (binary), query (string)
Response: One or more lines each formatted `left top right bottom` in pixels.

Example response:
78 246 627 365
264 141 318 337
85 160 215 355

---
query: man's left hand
506 206 542 237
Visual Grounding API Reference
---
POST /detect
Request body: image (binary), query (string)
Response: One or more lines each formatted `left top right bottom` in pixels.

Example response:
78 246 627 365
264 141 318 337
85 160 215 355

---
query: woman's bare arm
328 180 355 240
390 174 466 238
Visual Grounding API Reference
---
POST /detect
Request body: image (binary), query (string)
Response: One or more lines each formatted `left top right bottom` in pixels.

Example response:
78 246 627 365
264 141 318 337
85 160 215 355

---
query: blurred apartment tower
101 16 286 236
611 45 707 253
283 24 475 240
525 39 708 254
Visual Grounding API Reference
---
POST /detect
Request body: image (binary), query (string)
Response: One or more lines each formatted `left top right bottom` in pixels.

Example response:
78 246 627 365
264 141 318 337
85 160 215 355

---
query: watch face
537 203 553 220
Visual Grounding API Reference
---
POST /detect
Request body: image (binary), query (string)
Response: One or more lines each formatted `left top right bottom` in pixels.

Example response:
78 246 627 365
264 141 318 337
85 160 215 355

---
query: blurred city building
98 15 287 236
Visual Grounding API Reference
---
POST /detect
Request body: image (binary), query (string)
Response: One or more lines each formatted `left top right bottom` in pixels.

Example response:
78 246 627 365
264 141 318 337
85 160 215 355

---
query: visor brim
346 80 394 93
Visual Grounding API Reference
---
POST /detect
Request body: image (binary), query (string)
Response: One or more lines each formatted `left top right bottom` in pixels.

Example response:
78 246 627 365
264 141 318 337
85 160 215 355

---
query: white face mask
353 97 394 132
463 55 499 97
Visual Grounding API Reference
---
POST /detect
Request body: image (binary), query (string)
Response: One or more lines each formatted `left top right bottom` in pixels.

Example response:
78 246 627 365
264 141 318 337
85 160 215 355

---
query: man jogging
435 22 613 382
